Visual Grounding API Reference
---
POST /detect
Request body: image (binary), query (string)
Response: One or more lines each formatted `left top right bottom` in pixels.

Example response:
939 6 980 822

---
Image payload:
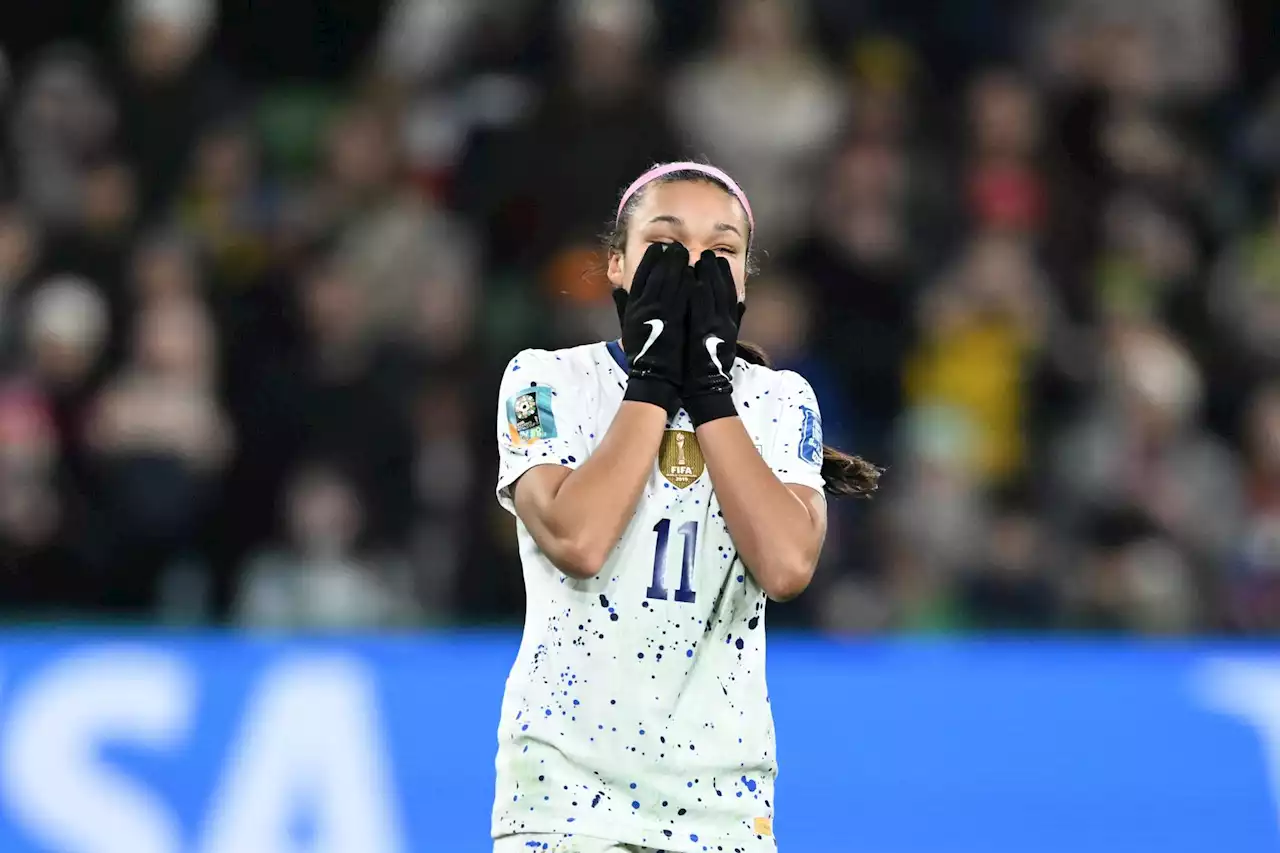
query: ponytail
736 341 882 499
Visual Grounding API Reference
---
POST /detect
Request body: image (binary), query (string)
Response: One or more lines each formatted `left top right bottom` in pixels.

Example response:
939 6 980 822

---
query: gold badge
658 430 705 488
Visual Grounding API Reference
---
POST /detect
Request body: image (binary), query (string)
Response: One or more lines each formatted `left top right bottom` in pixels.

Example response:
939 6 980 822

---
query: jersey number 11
646 519 698 603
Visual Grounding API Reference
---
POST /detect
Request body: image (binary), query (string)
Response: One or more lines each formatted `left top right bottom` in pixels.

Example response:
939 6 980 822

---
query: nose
677 244 713 267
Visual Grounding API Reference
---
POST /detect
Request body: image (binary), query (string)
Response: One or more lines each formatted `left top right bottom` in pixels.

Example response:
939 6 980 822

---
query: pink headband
616 162 755 231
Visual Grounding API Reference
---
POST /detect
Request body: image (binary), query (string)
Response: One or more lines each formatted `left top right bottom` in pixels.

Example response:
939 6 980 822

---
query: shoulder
501 344 606 386
498 343 621 419
502 347 566 374
772 368 819 403
733 359 818 401
503 342 612 374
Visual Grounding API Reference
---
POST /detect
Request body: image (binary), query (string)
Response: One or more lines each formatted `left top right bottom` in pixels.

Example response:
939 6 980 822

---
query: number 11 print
646 518 698 603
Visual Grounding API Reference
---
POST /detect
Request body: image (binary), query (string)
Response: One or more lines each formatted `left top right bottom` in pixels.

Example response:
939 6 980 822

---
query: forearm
523 401 667 577
696 417 824 600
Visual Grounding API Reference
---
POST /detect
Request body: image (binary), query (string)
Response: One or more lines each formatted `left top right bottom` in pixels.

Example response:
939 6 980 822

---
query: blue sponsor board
0 633 1273 853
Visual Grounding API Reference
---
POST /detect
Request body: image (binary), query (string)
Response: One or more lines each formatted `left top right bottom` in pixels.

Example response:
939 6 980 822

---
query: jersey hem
492 814 776 853
495 459 581 515
775 473 827 494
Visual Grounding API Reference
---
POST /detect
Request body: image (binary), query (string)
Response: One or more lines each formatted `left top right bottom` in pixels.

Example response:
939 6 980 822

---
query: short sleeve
495 349 591 515
763 370 827 493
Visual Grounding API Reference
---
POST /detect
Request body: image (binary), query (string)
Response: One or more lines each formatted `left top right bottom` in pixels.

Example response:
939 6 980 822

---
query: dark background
0 0 1277 635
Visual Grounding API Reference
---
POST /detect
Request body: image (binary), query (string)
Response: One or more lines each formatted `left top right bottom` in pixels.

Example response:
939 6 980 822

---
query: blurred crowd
0 0 1278 634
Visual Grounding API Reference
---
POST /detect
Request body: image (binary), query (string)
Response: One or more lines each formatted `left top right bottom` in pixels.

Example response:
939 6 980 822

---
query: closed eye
642 231 679 246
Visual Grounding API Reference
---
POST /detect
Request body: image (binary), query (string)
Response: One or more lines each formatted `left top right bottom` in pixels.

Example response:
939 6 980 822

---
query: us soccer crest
658 429 704 488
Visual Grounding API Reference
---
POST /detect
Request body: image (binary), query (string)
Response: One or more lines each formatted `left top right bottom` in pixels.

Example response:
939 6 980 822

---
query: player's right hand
621 241 692 417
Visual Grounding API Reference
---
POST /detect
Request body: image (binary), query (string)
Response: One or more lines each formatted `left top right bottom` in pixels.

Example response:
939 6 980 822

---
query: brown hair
606 168 882 498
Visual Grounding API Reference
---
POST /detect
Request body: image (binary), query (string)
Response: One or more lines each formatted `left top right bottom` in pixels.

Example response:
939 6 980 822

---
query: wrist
624 377 681 417
683 391 737 427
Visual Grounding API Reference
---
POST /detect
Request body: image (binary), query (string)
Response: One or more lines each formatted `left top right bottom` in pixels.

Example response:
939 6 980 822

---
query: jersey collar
606 339 628 374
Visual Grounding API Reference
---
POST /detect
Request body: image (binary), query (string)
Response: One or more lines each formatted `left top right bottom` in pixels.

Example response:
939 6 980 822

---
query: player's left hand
682 250 743 426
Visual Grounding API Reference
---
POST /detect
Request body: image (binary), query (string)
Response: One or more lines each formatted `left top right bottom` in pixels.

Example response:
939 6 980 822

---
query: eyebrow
646 215 743 239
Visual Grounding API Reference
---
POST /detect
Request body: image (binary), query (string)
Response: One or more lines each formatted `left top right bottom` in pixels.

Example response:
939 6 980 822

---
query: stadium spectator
0 0 1269 635
236 461 419 629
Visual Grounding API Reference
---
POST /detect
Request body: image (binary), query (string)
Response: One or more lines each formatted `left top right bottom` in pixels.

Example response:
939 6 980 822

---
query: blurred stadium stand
1 0 1278 635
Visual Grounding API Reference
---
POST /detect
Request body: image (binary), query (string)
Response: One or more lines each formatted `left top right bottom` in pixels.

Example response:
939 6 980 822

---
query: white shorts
494 834 669 853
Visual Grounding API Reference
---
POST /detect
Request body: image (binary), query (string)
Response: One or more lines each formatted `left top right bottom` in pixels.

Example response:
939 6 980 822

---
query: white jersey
492 340 826 853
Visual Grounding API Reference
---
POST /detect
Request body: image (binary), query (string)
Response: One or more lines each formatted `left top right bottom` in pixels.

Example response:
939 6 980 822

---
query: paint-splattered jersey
491 341 826 853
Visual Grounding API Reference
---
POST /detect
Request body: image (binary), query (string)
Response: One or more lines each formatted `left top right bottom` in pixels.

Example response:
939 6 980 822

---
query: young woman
492 163 879 853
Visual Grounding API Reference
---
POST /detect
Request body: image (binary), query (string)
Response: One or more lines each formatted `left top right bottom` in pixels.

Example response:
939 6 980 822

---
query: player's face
608 180 749 299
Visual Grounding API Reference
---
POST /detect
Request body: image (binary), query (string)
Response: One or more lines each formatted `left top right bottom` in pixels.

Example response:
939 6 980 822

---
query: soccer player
492 163 879 853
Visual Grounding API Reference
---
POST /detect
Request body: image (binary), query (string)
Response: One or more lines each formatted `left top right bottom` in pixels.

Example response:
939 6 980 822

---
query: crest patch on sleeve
506 385 557 445
798 404 823 465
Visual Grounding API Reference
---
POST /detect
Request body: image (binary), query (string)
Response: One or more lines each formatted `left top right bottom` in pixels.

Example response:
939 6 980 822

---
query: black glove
618 242 692 416
682 250 743 427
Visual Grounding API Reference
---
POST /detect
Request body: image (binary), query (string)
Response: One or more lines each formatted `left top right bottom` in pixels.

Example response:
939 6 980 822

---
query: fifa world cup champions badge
506 385 558 446
658 429 705 488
